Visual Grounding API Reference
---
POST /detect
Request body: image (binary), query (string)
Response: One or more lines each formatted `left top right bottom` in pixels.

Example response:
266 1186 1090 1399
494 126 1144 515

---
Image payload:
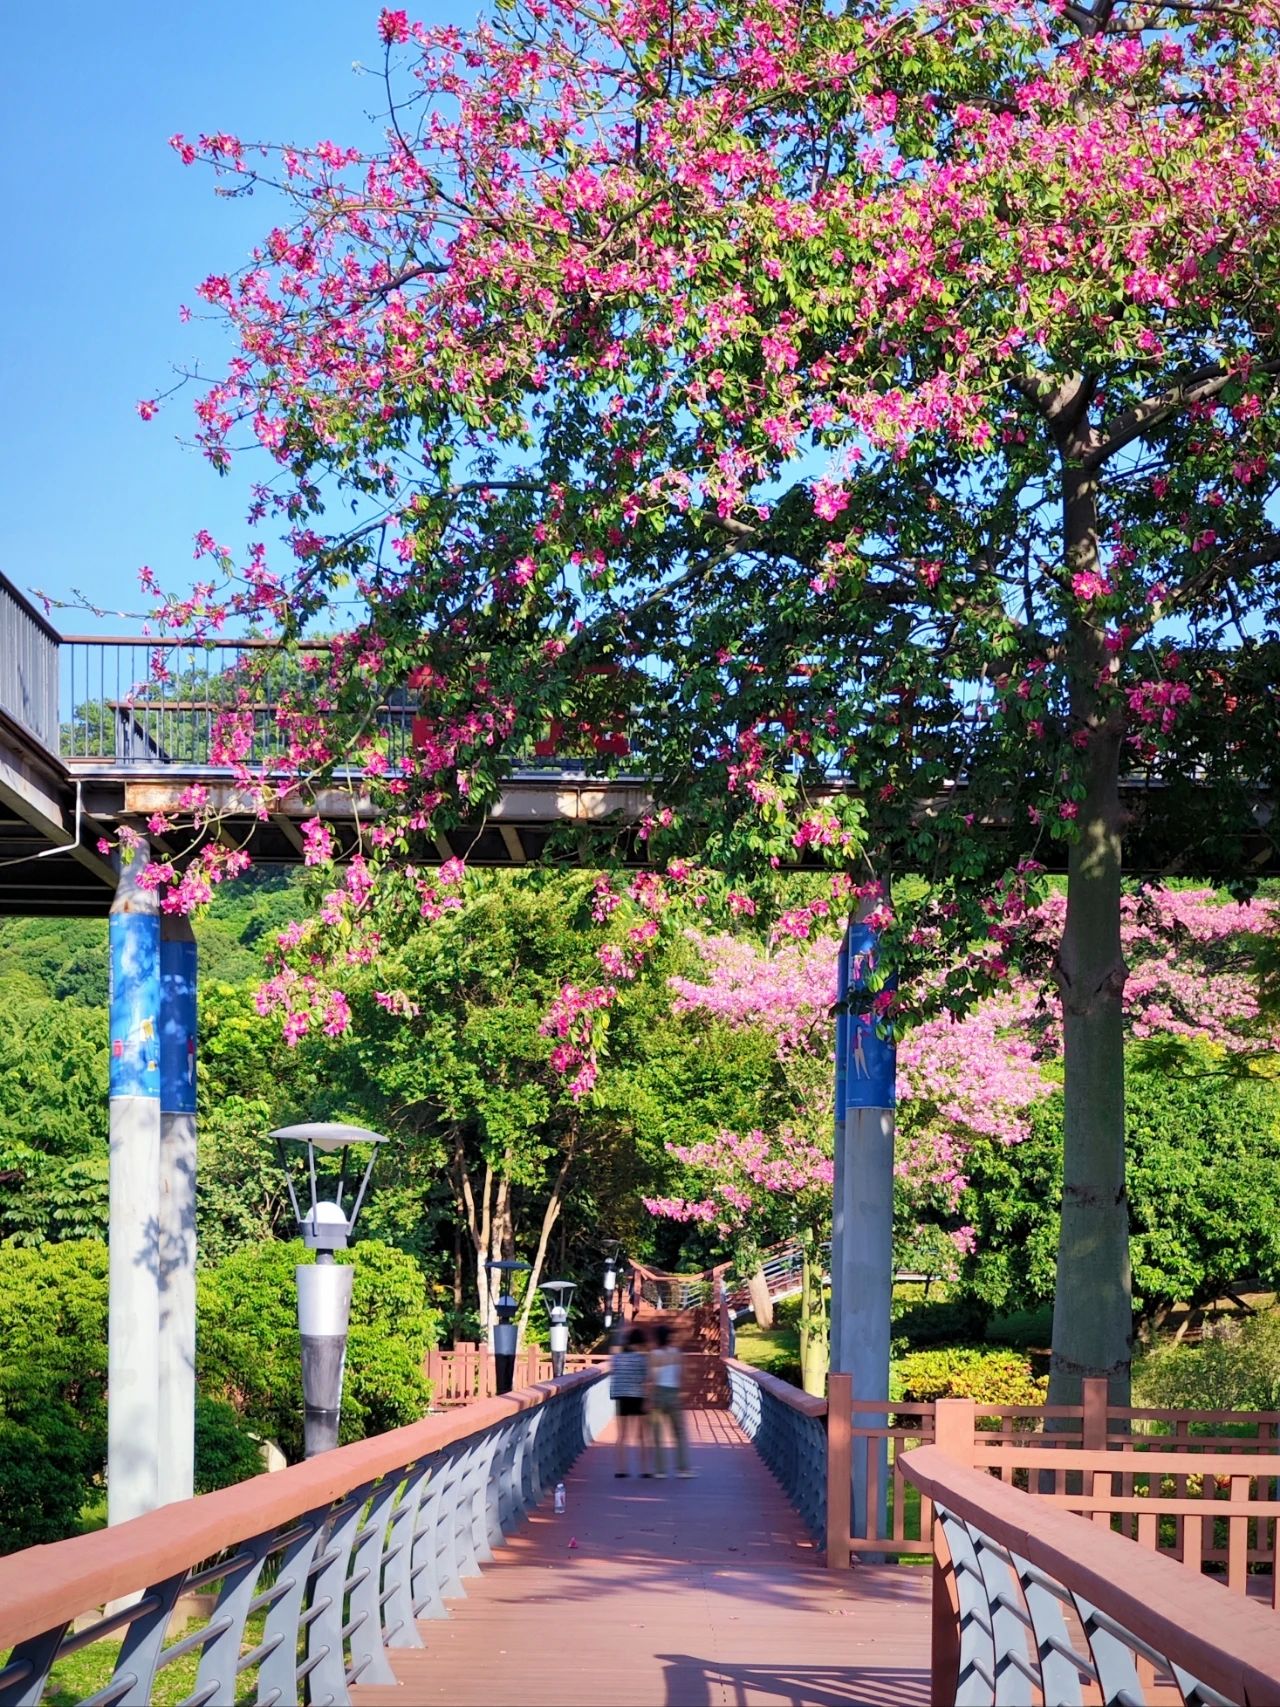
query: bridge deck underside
353 1409 930 1707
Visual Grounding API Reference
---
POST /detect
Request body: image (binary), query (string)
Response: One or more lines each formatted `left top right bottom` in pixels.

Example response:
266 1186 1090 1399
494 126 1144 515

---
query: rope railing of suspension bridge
0 1368 609 1707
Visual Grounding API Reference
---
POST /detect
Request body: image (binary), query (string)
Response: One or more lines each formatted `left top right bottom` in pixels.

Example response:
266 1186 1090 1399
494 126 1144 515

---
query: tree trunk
1048 453 1133 1407
798 1244 811 1377
486 1174 512 1347
452 1135 495 1342
516 1142 576 1348
799 1245 829 1397
748 1266 774 1330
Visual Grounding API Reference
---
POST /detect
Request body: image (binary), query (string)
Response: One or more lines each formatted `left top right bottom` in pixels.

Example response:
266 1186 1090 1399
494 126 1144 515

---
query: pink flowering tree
649 890 1279 1301
144 0 1280 1399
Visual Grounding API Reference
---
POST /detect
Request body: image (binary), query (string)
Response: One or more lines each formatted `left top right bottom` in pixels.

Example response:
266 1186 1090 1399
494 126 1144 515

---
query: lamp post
602 1242 623 1333
486 1258 530 1395
271 1122 384 1458
539 1280 576 1378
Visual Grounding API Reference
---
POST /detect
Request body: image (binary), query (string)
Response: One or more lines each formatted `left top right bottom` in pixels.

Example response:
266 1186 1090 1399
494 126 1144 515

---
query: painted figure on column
844 922 896 1111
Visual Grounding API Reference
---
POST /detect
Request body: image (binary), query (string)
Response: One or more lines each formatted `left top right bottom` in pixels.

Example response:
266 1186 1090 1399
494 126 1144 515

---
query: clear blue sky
1 2 475 635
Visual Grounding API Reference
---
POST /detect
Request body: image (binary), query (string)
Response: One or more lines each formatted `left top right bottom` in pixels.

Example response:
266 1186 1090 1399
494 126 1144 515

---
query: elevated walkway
353 1409 929 1707
5 1365 1280 1706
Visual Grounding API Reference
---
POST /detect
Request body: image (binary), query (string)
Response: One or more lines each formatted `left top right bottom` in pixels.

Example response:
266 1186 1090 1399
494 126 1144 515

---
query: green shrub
0 1405 93 1552
774 1291 828 1330
891 1346 1046 1407
199 1237 440 1461
194 1396 266 1494
1134 1312 1280 1412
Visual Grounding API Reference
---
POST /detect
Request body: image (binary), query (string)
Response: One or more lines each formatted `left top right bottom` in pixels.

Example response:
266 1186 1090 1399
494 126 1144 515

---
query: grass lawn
44 1614 267 1707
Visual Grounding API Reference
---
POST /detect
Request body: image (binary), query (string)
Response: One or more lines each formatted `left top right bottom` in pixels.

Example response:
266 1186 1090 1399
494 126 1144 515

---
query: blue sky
1 2 474 635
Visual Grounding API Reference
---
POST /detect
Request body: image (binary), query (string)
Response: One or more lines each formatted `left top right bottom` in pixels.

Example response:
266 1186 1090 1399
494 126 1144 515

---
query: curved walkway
353 1409 930 1707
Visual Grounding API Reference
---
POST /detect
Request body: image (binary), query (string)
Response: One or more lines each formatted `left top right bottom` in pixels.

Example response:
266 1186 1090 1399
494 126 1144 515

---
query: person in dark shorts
610 1325 650 1477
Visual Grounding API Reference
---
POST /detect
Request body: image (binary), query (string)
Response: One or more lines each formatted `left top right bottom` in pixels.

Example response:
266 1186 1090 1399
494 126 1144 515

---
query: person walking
647 1322 692 1478
610 1326 650 1477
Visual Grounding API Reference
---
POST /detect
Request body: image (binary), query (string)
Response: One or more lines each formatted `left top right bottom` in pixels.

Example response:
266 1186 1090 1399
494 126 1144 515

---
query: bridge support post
830 910 895 1559
159 913 198 1505
108 848 162 1526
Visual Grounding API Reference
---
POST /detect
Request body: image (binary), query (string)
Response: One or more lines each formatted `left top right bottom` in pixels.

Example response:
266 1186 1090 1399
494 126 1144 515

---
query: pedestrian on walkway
647 1322 693 1478
610 1325 650 1477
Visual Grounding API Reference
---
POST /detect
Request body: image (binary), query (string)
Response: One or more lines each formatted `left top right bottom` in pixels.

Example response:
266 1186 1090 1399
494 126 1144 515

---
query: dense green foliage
0 1235 435 1540
1134 1315 1280 1413
0 1241 108 1551
961 1061 1280 1326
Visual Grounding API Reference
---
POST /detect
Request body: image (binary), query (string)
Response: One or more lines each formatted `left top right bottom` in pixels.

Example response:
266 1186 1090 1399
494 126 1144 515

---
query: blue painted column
108 849 162 1526
830 906 897 1553
159 912 198 1505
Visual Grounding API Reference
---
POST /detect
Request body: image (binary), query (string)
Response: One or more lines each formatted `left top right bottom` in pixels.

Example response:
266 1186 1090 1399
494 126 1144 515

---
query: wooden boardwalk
353 1409 931 1707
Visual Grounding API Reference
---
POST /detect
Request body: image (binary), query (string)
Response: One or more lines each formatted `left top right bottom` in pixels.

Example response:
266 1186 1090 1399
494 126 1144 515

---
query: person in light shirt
647 1322 693 1478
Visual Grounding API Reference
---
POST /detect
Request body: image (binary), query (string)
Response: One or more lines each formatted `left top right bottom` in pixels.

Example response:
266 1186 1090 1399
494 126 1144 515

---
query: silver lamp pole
486 1258 530 1394
271 1122 385 1458
539 1280 576 1378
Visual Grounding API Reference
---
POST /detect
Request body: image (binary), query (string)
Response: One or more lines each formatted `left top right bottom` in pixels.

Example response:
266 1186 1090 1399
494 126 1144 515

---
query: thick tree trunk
748 1266 774 1329
1048 454 1133 1406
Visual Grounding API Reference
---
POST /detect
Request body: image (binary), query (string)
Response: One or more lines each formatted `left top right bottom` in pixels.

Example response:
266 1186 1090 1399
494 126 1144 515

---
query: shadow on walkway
353 1408 930 1707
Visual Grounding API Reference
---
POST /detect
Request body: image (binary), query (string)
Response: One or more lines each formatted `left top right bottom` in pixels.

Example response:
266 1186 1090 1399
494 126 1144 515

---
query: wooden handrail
0 1369 603 1654
722 1356 827 1419
901 1444 1280 1705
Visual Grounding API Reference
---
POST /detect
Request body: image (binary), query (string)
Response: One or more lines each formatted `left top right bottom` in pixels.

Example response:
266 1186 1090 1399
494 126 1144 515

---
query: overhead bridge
2 571 1272 915
0 576 658 915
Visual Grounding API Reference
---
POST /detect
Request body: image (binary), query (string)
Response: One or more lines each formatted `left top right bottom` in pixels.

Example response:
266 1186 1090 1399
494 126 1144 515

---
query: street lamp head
539 1279 576 1318
271 1122 386 1254
602 1241 623 1296
485 1257 530 1318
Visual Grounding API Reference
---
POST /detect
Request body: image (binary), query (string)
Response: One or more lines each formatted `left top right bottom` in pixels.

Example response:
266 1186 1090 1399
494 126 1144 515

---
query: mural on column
109 912 161 1097
841 919 896 1113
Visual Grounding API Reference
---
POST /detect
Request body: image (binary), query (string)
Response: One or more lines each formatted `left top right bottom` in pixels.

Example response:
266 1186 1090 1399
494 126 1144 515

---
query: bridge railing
901 1435 1280 1707
0 574 60 757
56 635 424 771
54 636 635 774
0 1369 609 1707
725 1358 827 1545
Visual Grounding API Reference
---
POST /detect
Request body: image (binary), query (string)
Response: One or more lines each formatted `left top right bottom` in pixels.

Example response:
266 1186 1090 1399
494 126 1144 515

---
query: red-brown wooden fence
825 1374 1280 1589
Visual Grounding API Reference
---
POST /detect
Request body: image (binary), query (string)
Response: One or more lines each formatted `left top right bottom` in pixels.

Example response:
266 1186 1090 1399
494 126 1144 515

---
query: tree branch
1086 358 1280 468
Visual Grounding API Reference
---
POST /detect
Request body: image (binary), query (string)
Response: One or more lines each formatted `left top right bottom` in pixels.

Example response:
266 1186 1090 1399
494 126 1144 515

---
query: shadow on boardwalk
353 1408 930 1707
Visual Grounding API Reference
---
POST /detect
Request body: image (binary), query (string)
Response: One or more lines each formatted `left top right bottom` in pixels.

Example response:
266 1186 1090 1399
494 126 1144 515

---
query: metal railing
902 1441 1280 1707
56 636 423 772
0 575 60 756
0 1369 609 1707
725 1358 827 1545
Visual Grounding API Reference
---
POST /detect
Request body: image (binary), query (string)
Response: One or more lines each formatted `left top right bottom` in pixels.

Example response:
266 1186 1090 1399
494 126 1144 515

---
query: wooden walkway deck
353 1408 931 1707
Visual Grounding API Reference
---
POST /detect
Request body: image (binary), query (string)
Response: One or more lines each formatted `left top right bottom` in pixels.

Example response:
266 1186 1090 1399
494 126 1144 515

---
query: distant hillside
0 869 305 1007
